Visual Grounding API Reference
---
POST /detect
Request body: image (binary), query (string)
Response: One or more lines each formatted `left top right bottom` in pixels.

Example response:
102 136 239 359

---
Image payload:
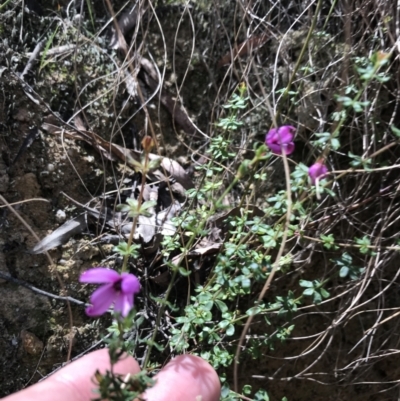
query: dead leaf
139 58 199 136
73 113 87 132
109 6 140 50
42 123 194 189
150 154 194 189
21 330 44 355
157 201 181 236
189 243 222 256
31 215 86 254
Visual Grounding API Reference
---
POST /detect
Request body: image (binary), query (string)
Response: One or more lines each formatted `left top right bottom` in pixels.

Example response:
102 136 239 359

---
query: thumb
142 354 221 401
2 348 140 401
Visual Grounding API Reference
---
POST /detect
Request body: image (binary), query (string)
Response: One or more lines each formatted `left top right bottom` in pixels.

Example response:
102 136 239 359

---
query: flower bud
141 136 155 153
265 126 296 155
308 162 328 184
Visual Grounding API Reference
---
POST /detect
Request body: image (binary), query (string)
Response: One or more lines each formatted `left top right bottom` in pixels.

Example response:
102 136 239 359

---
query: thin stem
234 148 293 392
121 151 150 273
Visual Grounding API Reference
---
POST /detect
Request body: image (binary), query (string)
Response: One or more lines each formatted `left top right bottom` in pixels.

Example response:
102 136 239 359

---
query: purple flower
265 126 296 155
80 268 140 317
308 162 328 184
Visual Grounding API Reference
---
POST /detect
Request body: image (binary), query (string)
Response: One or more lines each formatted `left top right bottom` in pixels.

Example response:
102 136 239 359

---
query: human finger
2 348 140 401
142 354 220 401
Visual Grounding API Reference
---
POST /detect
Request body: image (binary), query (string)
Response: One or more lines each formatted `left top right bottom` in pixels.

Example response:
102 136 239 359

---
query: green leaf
390 125 400 138
254 389 270 401
354 236 371 254
243 385 252 395
246 306 263 316
215 300 228 313
313 292 322 304
320 234 338 250
226 324 235 336
144 339 164 352
178 267 191 277
141 200 157 210
331 138 340 150
375 74 390 83
139 200 157 216
203 301 214 311
303 288 314 296
241 277 251 288
299 280 313 288
113 241 140 257
339 266 349 278
336 96 353 105
218 320 230 329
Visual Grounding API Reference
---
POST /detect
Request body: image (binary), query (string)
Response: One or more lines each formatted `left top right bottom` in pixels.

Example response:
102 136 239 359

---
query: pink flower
308 162 328 184
80 268 140 317
265 126 296 155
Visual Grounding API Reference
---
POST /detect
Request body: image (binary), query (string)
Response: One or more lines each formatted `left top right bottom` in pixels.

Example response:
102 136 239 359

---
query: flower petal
114 293 134 317
277 126 295 143
121 273 140 294
283 142 295 155
266 128 277 143
266 126 296 155
308 162 328 184
80 268 120 284
86 284 116 316
267 142 282 154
